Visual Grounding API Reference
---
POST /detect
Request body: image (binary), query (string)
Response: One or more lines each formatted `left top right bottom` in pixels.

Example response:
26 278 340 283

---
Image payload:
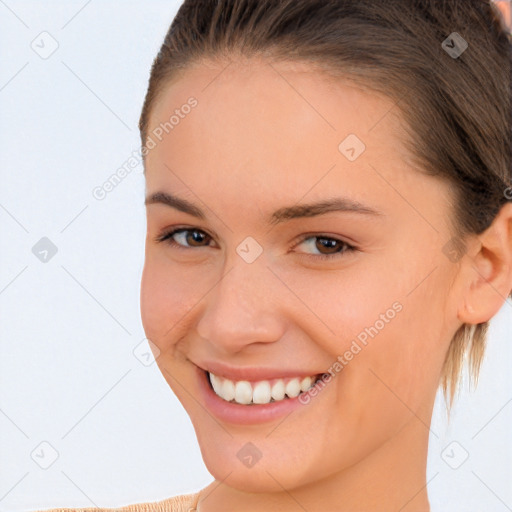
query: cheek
278 262 396 337
356 281 449 409
314 257 450 415
140 253 201 349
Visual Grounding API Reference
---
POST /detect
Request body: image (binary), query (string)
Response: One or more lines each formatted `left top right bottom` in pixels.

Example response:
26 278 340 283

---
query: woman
36 0 512 510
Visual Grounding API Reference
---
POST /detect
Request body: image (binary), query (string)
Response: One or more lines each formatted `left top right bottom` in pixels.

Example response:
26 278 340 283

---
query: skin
140 56 512 512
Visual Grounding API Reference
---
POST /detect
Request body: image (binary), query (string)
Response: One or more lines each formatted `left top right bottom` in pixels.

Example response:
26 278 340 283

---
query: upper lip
195 360 323 382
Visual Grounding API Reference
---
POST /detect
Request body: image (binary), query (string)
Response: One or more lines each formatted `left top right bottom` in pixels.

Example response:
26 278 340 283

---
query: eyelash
154 227 358 261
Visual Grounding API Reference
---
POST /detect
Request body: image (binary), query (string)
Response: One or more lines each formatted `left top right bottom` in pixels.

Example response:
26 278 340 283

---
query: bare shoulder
30 491 201 512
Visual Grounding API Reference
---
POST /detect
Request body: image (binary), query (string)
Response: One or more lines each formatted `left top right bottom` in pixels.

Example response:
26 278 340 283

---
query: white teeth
271 379 285 401
234 381 253 404
209 373 223 395
252 381 271 404
208 372 319 405
300 376 312 392
285 378 301 398
221 379 235 401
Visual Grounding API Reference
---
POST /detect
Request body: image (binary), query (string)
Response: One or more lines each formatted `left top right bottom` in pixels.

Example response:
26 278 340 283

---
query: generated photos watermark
298 301 403 404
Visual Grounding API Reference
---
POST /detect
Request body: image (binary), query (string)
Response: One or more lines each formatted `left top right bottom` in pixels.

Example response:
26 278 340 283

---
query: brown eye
294 235 357 260
156 228 212 249
315 237 343 254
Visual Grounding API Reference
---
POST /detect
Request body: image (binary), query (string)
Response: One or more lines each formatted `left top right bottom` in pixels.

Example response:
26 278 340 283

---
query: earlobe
457 202 512 325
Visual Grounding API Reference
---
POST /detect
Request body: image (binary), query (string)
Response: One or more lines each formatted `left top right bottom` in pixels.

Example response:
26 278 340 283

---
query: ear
495 1 512 33
457 202 512 324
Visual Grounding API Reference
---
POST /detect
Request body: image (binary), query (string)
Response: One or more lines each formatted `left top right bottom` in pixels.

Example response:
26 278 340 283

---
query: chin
196 433 340 495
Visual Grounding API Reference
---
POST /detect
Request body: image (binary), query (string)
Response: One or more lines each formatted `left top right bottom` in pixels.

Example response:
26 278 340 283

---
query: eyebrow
144 191 383 225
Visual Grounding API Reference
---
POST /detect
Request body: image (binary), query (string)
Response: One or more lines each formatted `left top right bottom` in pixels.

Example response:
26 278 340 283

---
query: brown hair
139 0 512 407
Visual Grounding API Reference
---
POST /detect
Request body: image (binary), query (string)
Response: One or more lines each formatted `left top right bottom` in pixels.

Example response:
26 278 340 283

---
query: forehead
143 57 432 219
148 57 404 137
148 58 407 150
150 58 400 129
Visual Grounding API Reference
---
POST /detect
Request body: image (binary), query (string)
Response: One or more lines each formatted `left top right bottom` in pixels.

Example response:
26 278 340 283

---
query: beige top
33 490 202 512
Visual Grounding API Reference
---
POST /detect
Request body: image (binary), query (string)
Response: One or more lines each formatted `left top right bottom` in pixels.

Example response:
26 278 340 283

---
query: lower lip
195 365 326 425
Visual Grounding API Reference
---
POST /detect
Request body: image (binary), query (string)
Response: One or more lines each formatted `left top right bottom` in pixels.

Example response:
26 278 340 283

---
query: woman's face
141 57 463 493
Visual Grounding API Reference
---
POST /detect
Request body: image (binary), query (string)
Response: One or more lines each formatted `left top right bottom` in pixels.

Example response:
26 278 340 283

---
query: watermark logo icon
236 237 263 264
441 441 469 469
338 134 366 162
442 237 466 263
442 33 468 59
31 441 59 469
236 442 262 468
32 237 58 263
31 31 59 60
133 338 160 366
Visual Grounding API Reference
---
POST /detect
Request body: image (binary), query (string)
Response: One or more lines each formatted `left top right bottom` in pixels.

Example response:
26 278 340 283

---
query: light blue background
0 1 511 510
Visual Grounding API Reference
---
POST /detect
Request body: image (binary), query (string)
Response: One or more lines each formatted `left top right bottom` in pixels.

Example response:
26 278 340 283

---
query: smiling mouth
206 370 324 405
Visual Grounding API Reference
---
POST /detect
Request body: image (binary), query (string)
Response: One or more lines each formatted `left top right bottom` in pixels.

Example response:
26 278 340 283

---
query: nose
195 255 285 354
